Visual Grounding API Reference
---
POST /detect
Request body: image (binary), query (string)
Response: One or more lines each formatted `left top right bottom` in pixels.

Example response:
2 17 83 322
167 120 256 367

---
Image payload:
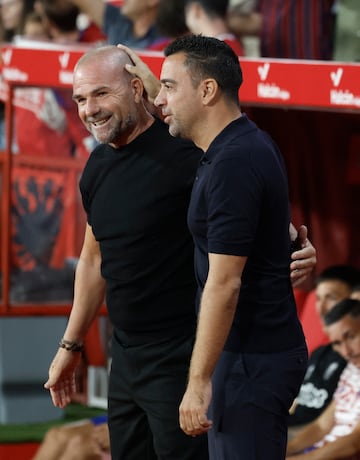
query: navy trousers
208 346 308 459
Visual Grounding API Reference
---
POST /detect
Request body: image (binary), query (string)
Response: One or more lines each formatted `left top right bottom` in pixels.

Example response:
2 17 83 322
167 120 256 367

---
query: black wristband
59 338 84 352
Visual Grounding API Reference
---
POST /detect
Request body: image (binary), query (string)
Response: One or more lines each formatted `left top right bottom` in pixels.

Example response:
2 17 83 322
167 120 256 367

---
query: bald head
75 45 134 82
72 45 153 148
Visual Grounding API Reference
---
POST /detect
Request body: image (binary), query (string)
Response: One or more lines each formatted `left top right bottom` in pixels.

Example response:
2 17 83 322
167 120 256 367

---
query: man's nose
340 342 353 360
154 87 165 107
85 98 99 116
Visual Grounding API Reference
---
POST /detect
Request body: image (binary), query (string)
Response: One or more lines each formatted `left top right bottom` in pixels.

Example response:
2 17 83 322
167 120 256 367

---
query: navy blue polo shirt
188 114 305 353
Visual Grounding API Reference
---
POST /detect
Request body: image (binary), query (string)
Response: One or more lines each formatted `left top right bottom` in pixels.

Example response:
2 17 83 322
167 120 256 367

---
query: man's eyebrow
331 328 353 345
160 78 176 84
72 85 109 101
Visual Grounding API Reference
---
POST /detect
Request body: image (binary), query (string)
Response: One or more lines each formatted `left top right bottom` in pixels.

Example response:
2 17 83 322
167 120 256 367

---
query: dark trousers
208 346 308 459
108 328 209 460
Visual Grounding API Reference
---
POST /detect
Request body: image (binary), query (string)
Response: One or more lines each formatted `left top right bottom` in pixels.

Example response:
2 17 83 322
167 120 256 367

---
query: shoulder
309 345 346 365
150 118 202 157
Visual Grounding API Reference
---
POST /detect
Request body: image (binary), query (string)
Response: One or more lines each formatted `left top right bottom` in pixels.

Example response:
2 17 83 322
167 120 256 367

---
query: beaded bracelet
59 338 84 352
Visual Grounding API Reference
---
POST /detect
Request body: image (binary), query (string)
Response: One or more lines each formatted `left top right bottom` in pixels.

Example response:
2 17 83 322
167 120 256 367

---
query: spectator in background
148 0 189 51
0 0 35 41
22 10 48 40
67 0 162 48
333 0 360 62
32 415 110 460
288 265 360 436
302 265 360 355
286 298 360 459
228 0 337 60
185 0 244 55
35 0 105 44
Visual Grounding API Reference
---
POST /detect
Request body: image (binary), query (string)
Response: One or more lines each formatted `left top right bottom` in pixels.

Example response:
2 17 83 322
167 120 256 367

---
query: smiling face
326 314 360 368
72 51 144 148
154 52 202 141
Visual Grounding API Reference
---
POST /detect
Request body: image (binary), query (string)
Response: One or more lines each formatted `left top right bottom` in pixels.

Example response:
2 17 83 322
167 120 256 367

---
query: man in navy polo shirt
153 35 309 459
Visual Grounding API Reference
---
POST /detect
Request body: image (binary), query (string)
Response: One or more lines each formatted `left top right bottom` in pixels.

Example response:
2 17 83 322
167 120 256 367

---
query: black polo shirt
80 118 202 336
188 114 305 353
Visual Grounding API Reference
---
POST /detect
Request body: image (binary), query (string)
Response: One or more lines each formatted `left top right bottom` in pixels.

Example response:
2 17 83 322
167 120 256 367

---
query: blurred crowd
0 0 359 60
0 0 359 151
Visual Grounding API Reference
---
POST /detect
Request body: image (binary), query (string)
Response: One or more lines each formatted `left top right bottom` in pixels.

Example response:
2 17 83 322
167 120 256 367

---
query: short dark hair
185 0 229 19
156 0 188 38
315 265 360 289
323 298 360 326
41 0 79 32
164 34 242 104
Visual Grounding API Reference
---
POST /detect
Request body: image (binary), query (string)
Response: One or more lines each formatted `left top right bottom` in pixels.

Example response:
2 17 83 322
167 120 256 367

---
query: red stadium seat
300 290 329 356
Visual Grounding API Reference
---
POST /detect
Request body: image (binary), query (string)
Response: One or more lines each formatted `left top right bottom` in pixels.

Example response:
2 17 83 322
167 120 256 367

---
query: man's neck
193 108 242 152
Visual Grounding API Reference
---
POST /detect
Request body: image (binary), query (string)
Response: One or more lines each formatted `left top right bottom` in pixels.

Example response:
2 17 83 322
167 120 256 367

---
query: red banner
1 44 360 112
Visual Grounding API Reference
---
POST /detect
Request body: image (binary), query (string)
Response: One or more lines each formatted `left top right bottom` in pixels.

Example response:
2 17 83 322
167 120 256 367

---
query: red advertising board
1 44 360 111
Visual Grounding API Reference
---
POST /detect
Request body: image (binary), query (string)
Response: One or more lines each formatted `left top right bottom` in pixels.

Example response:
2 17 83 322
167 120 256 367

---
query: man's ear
200 78 219 105
131 77 144 103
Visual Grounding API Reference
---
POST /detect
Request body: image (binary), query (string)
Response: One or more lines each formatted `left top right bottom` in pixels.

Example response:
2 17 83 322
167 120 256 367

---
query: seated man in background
32 414 110 460
287 298 360 459
301 265 360 355
288 265 360 434
184 0 245 55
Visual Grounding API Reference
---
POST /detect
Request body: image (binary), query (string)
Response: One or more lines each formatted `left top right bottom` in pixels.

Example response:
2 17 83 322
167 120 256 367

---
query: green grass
0 404 106 443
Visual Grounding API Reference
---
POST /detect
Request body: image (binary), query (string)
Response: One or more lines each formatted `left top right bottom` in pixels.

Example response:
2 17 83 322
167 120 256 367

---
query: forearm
189 279 240 382
287 424 328 456
288 434 360 460
308 431 360 460
62 256 106 344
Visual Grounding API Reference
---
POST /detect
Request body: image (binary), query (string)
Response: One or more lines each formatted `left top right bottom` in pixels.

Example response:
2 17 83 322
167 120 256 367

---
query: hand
117 43 161 103
179 378 213 437
44 348 81 408
290 225 316 287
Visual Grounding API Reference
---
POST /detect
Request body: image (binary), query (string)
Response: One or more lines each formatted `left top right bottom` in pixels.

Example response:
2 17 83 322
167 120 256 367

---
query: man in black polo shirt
152 35 308 459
